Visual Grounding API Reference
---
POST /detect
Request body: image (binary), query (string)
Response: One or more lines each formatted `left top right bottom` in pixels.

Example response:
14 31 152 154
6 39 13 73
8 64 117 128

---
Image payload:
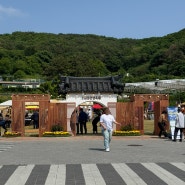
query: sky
0 0 185 39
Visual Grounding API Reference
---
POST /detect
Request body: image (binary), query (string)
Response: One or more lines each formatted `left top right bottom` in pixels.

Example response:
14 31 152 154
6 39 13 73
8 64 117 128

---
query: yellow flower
3 132 21 137
113 130 141 136
43 131 70 137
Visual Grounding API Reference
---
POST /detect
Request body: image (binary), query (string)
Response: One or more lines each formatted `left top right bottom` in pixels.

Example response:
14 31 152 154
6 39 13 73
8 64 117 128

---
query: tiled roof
59 76 124 94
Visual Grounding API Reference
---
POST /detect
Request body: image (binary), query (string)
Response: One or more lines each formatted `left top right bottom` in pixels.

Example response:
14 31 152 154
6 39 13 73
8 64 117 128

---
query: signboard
167 107 179 140
65 93 117 107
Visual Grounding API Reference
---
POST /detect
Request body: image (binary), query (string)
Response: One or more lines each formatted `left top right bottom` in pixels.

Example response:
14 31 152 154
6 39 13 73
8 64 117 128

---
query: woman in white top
100 107 120 152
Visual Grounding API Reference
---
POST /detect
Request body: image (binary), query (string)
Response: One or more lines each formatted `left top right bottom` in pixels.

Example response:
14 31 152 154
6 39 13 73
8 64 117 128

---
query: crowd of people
1 102 184 152
71 107 101 135
158 105 185 142
0 109 39 135
70 106 120 152
70 103 185 152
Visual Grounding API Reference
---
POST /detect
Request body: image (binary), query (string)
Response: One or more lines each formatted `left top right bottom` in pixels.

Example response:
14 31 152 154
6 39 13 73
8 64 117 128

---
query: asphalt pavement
0 135 184 185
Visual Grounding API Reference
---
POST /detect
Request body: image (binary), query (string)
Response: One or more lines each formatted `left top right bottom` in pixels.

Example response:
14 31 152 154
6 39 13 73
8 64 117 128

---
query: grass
86 120 154 135
144 120 154 135
86 121 102 134
24 125 39 136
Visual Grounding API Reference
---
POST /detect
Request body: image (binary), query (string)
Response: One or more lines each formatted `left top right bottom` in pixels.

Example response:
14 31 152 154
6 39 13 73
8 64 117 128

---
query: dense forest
0 29 185 82
0 29 185 103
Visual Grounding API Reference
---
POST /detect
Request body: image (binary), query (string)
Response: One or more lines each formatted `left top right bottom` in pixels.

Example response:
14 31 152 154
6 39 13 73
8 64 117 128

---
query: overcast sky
0 0 185 39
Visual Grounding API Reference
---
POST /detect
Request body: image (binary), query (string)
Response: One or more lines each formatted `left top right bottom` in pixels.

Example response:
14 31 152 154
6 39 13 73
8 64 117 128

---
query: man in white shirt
173 107 184 142
100 107 120 152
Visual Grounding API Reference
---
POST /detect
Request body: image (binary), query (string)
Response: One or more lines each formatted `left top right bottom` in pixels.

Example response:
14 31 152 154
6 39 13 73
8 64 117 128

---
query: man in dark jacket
31 110 39 129
78 108 88 134
92 113 101 134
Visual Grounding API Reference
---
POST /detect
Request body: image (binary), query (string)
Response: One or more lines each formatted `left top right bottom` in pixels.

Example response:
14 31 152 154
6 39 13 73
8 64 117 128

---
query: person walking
100 107 120 152
173 106 184 142
92 113 101 134
78 108 88 134
158 110 168 138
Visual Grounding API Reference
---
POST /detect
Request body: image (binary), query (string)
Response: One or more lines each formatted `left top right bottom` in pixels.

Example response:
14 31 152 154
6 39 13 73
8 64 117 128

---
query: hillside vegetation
0 29 185 83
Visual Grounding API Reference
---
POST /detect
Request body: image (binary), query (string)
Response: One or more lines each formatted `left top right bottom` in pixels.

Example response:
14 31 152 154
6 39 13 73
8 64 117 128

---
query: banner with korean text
167 106 179 140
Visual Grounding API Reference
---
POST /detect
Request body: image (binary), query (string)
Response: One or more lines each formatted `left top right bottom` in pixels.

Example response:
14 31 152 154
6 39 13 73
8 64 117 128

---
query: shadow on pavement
89 148 105 151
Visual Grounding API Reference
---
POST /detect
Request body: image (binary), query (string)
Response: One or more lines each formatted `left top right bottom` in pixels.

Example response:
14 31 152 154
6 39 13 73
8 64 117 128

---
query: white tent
0 100 12 110
0 100 12 106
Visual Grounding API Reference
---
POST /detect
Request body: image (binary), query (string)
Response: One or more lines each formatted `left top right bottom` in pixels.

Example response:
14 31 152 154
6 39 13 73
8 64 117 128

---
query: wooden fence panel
12 100 25 136
39 101 50 136
154 100 169 135
116 102 135 129
48 103 67 132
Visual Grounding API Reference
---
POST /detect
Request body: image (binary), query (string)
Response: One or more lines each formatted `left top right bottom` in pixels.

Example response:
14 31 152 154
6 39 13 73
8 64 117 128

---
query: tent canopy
25 105 39 110
92 104 102 109
0 100 12 110
0 100 12 107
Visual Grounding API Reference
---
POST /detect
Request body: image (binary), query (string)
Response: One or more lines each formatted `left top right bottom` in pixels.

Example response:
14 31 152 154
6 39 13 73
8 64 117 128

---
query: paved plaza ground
0 135 185 184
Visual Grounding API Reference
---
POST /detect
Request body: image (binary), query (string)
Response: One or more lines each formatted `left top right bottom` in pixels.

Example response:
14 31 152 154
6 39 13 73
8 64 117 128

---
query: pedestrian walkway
0 162 185 185
0 135 184 184
0 143 14 153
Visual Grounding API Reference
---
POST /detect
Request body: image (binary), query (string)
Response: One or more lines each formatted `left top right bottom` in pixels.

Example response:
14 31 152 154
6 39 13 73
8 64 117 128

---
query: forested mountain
0 29 185 83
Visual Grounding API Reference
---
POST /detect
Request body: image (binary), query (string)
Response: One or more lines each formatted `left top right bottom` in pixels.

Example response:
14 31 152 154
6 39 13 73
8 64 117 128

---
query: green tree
14 70 26 79
39 81 58 98
0 57 13 74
